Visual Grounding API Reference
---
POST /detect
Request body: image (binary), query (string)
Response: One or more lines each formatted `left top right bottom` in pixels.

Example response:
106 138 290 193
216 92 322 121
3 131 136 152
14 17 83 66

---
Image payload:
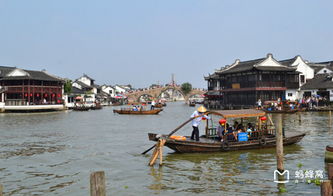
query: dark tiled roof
279 56 297 66
218 58 265 74
74 80 92 89
301 74 333 90
315 61 333 66
71 86 85 94
82 74 95 81
308 63 329 73
255 66 297 72
204 73 219 80
0 66 64 82
92 84 101 89
0 66 16 77
216 58 296 74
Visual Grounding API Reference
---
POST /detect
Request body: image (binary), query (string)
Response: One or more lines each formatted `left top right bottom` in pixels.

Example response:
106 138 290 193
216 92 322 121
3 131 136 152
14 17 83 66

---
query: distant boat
113 108 163 115
189 102 196 107
73 106 90 111
91 103 102 110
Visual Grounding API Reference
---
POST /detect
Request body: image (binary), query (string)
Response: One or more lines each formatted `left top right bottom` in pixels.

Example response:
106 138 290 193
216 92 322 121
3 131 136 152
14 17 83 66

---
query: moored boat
91 103 102 110
147 109 305 153
189 102 196 107
113 108 163 115
263 109 298 114
73 106 90 111
154 103 164 108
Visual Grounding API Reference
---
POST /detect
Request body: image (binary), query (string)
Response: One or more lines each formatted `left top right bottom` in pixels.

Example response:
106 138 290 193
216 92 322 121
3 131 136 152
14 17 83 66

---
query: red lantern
45 94 48 97
57 94 61 98
219 118 227 125
260 116 267 121
57 100 61 103
30 93 33 97
24 93 28 97
202 117 206 120
52 94 55 97
37 93 39 97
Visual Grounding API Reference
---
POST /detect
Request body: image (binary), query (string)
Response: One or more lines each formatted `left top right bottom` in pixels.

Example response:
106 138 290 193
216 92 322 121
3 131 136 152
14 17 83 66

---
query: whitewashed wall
285 90 298 101
78 76 92 86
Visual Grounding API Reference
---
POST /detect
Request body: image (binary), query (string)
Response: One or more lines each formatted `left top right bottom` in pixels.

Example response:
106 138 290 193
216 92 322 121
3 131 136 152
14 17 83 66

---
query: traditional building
204 54 299 109
300 74 333 101
0 66 64 112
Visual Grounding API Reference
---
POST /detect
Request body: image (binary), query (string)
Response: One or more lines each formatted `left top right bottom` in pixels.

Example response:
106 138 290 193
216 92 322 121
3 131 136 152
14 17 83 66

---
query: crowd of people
216 121 255 142
131 105 144 111
299 96 329 109
190 106 257 142
258 95 329 111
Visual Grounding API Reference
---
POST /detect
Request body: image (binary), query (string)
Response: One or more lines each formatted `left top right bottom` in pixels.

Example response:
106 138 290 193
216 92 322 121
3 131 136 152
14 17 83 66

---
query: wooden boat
91 103 102 110
113 108 163 115
154 103 164 108
73 106 90 111
148 109 305 153
263 109 298 114
189 102 196 107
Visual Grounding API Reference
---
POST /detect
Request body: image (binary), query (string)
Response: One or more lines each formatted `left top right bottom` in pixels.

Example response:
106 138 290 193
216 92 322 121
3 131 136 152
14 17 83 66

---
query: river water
0 102 332 195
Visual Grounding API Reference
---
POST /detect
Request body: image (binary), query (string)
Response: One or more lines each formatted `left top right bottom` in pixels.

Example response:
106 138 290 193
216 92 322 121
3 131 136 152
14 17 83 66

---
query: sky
1 0 333 88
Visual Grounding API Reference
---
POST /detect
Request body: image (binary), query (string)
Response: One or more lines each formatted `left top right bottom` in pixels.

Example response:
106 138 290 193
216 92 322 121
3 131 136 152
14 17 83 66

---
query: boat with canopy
147 109 305 154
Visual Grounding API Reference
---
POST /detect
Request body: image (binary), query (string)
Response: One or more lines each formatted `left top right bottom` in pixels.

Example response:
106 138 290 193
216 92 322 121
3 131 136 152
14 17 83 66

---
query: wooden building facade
204 54 299 109
0 66 64 106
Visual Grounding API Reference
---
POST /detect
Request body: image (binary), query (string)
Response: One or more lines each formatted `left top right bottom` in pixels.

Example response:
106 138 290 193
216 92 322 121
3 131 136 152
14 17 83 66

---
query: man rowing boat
190 106 210 141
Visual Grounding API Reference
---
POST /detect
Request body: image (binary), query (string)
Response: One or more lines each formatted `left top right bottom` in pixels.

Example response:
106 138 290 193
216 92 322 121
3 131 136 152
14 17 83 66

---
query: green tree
181 82 192 95
64 80 72 94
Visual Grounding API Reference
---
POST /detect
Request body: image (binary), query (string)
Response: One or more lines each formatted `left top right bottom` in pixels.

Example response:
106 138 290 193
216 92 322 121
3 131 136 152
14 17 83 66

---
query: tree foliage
64 80 72 94
181 82 192 95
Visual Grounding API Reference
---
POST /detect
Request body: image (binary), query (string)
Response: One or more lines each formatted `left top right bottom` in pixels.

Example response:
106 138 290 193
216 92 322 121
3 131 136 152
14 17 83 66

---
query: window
288 93 293 97
300 75 305 83
324 70 327 73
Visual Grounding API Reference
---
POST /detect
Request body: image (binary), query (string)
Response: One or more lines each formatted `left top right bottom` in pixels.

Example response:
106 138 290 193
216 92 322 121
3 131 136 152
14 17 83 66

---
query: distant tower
171 74 175 86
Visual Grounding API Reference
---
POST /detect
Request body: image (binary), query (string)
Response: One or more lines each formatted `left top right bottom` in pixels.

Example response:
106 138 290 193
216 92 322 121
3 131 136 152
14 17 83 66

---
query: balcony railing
256 82 284 87
5 99 63 106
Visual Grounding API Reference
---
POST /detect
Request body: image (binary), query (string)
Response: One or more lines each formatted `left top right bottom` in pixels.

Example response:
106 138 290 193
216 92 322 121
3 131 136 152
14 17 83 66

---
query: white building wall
72 82 82 89
291 56 314 79
285 89 298 101
78 76 92 86
317 68 333 74
102 86 115 97
115 86 126 94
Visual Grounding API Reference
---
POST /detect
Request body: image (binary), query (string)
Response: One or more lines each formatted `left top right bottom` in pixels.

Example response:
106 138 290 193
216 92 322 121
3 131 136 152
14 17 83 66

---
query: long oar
141 112 212 155
141 117 194 155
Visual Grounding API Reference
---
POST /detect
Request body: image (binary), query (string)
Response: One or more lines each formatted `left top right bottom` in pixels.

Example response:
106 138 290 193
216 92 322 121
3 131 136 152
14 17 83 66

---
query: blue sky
1 0 332 88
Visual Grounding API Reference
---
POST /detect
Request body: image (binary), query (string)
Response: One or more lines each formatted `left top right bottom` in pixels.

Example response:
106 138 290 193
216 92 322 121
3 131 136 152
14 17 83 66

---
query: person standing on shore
190 106 210 141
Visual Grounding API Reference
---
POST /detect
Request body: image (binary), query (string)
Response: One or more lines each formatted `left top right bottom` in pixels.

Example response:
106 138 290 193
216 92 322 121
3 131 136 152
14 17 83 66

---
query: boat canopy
206 109 266 118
